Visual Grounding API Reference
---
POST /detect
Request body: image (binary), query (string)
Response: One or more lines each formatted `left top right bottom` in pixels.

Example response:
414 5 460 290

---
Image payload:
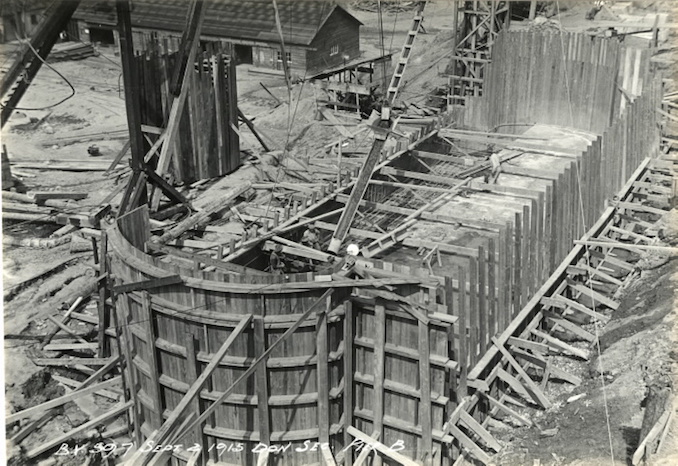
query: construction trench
2 1 677 466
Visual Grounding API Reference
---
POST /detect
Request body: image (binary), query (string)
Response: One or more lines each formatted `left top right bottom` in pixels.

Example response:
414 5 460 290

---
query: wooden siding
306 8 360 75
252 44 308 78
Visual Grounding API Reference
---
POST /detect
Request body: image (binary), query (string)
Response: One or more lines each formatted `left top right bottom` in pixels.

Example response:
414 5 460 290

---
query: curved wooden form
108 208 352 465
108 205 457 466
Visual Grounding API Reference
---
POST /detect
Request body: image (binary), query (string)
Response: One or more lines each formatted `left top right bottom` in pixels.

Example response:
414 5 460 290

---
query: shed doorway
234 44 253 65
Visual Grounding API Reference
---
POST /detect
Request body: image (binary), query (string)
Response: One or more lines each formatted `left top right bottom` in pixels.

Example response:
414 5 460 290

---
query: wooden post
114 291 143 447
97 230 109 357
116 0 147 211
316 293 331 461
477 246 487 355
418 320 432 464
456 266 467 399
487 239 496 338
328 135 388 253
513 212 522 316
469 258 478 366
183 333 207 464
528 0 537 20
343 300 354 466
373 302 386 466
141 292 164 429
253 312 271 452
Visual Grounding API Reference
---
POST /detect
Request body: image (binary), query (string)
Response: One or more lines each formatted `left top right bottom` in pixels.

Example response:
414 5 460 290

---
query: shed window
276 50 292 64
330 44 339 56
30 14 39 25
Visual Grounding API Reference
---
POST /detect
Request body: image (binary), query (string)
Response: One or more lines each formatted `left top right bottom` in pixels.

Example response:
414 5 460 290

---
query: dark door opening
234 44 253 65
89 27 114 46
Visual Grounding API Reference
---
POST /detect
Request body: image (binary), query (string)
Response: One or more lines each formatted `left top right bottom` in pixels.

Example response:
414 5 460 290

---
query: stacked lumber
47 42 97 62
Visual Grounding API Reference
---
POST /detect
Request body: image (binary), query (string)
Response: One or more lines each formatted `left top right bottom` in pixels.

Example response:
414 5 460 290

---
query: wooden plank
531 328 589 360
343 300 354 466
546 315 596 342
511 347 582 386
183 333 207 457
457 266 468 398
570 262 623 286
491 337 551 409
317 294 331 447
587 247 635 271
570 283 619 310
42 342 98 352
418 320 433 462
632 401 674 465
488 238 497 338
541 296 610 323
353 431 380 466
446 423 492 465
321 447 338 466
46 315 88 344
6 376 122 424
346 426 419 466
373 303 386 466
576 240 678 254
469 257 479 365
253 314 271 447
480 391 532 427
495 367 533 402
126 315 252 465
97 229 109 357
459 410 501 451
31 357 111 367
141 292 163 428
114 290 141 446
478 245 487 354
51 375 119 401
507 337 549 354
25 401 133 459
328 133 387 253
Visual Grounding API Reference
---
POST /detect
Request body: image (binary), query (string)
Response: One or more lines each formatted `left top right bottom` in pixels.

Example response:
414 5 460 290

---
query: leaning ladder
385 1 427 105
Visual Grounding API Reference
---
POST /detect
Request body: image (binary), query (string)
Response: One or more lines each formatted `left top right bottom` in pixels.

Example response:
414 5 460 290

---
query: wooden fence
135 41 240 184
459 31 653 134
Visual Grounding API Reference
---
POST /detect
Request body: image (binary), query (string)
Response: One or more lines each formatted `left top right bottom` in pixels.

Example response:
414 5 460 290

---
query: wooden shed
74 0 363 78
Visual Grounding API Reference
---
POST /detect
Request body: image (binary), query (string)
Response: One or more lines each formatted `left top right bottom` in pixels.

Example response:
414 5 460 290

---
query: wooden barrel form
107 207 350 465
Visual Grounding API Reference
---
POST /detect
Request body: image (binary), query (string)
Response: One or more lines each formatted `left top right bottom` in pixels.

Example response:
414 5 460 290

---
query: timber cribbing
443 153 675 465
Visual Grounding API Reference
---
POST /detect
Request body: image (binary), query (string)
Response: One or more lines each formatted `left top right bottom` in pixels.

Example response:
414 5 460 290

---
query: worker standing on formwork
268 244 286 275
487 153 502 184
301 222 321 250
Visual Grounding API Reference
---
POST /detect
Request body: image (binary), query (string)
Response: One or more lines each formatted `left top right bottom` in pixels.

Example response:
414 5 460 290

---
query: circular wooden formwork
107 222 349 465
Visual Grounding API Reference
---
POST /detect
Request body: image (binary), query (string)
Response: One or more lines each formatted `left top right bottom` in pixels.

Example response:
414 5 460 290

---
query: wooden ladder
386 1 427 105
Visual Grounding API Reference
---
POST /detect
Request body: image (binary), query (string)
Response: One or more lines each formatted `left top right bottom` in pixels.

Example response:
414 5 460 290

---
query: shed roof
74 0 362 46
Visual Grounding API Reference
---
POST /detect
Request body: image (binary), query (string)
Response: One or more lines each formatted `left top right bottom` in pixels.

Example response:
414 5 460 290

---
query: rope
1 40 76 111
555 2 616 464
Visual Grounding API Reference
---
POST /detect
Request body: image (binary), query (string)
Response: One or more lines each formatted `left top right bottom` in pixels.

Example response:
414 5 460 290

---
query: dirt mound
22 369 64 406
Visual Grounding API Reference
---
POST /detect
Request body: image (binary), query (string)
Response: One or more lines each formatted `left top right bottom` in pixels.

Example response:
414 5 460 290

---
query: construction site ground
2 2 677 464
